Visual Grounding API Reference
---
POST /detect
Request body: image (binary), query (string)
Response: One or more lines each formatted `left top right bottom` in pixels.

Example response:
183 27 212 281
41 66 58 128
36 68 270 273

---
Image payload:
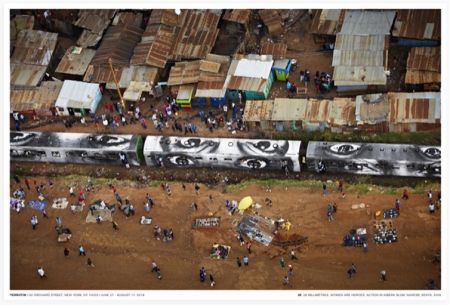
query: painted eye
329 144 360 154
238 158 268 169
421 147 440 159
178 139 200 148
167 155 195 166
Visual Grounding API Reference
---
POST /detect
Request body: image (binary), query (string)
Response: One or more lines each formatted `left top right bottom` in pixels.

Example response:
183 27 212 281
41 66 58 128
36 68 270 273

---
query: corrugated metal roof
195 54 231 98
271 98 307 121
405 47 440 84
223 9 251 24
171 10 220 60
55 80 100 109
388 92 440 123
11 15 34 41
177 85 196 100
310 9 345 35
55 46 96 76
355 93 389 124
167 60 201 86
243 100 274 122
10 81 63 112
123 81 152 101
10 64 47 88
83 65 122 84
227 76 267 92
11 30 58 66
258 10 283 35
328 98 356 126
77 30 103 48
89 17 144 68
148 9 179 27
333 50 384 67
73 9 116 34
131 24 176 68
260 42 287 59
232 56 273 79
334 34 386 51
333 66 387 86
340 10 395 35
392 9 440 40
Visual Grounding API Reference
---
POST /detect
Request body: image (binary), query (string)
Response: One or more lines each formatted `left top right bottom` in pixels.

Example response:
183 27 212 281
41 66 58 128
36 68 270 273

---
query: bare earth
10 176 440 290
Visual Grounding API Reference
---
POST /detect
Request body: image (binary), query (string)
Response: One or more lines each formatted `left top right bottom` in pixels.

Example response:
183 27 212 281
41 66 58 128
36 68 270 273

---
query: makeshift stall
343 227 367 247
52 198 69 209
192 217 221 228
272 59 292 81
237 214 275 246
383 208 399 218
373 220 398 244
176 85 195 111
210 244 231 259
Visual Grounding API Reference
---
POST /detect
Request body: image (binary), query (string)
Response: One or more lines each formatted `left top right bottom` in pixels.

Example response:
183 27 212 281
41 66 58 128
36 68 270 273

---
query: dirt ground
10 174 441 290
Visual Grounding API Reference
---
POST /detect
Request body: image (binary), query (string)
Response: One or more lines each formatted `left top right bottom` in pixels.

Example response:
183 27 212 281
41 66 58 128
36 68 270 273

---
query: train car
143 136 302 172
306 141 441 177
10 132 144 166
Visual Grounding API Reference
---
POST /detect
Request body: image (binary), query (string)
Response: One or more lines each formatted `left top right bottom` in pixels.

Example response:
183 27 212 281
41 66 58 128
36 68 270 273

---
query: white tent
55 80 102 116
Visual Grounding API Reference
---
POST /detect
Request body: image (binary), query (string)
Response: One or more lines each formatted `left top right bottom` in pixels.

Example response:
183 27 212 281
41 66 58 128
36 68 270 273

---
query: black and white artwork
143 136 301 172
306 141 441 177
10 132 142 166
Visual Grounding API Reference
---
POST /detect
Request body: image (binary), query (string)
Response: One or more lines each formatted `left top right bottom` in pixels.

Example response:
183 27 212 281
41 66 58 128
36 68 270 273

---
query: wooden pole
108 58 126 111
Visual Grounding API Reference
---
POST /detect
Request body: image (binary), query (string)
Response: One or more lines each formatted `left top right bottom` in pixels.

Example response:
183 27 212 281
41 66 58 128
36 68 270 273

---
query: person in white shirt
37 267 46 279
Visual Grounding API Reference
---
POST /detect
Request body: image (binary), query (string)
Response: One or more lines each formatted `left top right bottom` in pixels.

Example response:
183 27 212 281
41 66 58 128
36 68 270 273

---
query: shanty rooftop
55 46 96 76
388 92 440 124
258 10 283 35
74 9 117 47
339 10 395 35
222 9 251 24
131 10 178 68
171 10 220 60
405 47 441 84
310 9 345 35
11 29 58 66
242 100 274 122
196 54 231 98
10 81 63 113
167 61 201 86
392 9 440 40
260 41 288 59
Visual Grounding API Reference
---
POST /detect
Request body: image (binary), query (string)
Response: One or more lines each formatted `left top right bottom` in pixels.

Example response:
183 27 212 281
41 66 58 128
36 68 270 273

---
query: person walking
31 215 38 230
112 221 119 230
246 241 252 254
327 210 333 222
79 245 86 256
195 183 200 195
199 267 206 282
42 209 49 219
402 189 409 200
37 267 47 279
209 274 216 287
363 242 368 253
55 216 62 227
151 261 162 279
69 186 75 197
290 250 298 260
427 191 433 204
182 183 186 191
288 264 294 276
322 182 327 196
87 258 95 267
243 256 249 266
380 270 387 281
428 202 436 214
283 275 290 286
279 257 285 268
64 248 69 257
236 257 242 267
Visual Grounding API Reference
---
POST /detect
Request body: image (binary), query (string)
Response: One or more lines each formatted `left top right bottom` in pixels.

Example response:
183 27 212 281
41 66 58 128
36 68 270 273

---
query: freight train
10 131 441 178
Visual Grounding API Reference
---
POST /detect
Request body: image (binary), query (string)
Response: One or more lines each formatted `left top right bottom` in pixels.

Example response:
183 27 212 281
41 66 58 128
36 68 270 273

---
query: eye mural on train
10 132 440 178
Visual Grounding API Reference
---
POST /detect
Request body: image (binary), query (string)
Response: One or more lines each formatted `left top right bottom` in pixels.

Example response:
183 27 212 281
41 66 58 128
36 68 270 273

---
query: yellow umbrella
238 196 253 210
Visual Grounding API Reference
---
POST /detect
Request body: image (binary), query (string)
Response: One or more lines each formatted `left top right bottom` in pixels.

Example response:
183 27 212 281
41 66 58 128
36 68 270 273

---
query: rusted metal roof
83 64 123 84
105 65 159 90
11 30 58 66
260 41 287 59
271 98 307 121
11 81 63 112
55 46 96 76
310 9 345 35
223 9 251 24
243 100 274 122
10 64 47 88
167 60 201 86
11 15 34 41
171 10 220 60
226 55 273 92
392 9 440 40
195 54 231 98
131 23 177 68
328 98 356 126
388 92 440 124
227 76 267 92
77 30 103 48
148 9 179 27
258 10 283 35
355 93 389 124
405 47 440 84
123 81 152 101
89 19 144 69
73 9 116 34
